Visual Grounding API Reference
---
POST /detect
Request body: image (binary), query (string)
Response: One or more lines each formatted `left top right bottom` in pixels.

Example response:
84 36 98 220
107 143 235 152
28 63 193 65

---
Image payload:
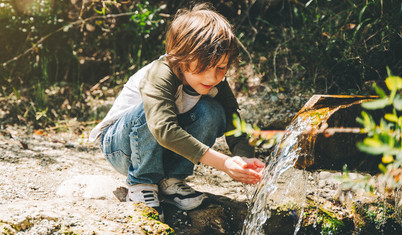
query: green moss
60 231 80 235
303 205 347 234
0 221 16 235
131 202 175 234
164 227 175 235
361 201 396 226
320 216 345 235
141 207 160 221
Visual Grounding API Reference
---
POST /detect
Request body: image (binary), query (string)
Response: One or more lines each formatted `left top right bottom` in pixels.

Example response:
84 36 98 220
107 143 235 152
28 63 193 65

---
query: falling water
396 185 402 225
241 106 343 235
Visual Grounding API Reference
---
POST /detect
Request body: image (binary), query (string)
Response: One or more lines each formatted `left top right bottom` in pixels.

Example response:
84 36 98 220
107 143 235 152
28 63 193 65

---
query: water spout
241 95 383 234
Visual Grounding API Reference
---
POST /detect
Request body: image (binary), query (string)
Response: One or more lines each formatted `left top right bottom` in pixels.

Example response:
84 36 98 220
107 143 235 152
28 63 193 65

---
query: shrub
239 0 401 94
0 0 166 128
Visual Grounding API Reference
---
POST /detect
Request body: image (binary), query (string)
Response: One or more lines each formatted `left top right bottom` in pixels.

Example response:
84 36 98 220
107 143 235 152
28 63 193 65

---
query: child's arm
199 148 264 185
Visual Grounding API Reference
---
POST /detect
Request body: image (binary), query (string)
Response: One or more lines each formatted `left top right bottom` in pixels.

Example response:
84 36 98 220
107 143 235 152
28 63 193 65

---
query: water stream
241 105 343 235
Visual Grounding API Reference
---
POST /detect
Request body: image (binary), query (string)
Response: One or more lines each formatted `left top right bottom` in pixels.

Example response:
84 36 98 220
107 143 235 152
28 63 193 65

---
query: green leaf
359 3 370 23
363 138 382 147
384 113 398 123
382 155 394 164
378 163 387 174
356 117 364 125
225 129 237 136
232 114 241 129
385 75 402 91
374 85 387 98
362 98 390 110
358 111 374 130
234 130 243 137
393 94 402 111
357 142 389 155
342 164 349 175
241 120 247 132
386 66 393 77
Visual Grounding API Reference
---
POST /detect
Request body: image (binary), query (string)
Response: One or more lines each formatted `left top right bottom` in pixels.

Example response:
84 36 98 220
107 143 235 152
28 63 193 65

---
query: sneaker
159 178 207 210
126 184 164 222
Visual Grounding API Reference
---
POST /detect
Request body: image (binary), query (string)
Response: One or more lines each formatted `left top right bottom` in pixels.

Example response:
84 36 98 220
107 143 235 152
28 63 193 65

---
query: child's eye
217 66 226 70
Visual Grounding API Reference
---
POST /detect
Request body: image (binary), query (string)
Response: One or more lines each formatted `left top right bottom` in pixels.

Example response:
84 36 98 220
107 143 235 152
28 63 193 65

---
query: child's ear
174 66 184 80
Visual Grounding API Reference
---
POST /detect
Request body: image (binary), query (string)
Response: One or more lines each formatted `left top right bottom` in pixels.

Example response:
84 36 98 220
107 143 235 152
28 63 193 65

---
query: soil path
0 126 255 234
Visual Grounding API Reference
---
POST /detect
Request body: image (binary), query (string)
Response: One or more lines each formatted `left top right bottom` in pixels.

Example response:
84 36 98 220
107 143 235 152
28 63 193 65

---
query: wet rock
163 193 248 235
396 186 402 224
291 95 383 171
243 168 401 234
189 205 227 234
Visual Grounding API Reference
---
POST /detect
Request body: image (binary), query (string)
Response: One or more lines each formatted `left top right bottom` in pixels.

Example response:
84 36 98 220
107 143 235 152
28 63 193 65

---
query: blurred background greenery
0 0 401 130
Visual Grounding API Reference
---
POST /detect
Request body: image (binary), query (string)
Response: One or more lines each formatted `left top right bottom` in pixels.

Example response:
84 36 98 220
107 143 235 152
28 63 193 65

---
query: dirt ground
0 124 252 233
0 90 307 234
1 91 401 234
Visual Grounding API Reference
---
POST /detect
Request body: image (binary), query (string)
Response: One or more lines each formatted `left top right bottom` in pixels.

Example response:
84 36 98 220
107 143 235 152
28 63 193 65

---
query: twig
235 36 252 63
272 43 281 81
257 127 364 140
2 12 139 67
46 120 101 131
90 71 122 92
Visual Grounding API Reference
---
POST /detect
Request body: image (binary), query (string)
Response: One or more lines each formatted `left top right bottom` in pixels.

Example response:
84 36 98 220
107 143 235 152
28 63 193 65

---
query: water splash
396 185 402 226
241 106 343 235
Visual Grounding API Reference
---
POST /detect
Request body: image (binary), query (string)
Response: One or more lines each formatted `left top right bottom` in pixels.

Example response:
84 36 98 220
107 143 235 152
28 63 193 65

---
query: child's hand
223 156 265 184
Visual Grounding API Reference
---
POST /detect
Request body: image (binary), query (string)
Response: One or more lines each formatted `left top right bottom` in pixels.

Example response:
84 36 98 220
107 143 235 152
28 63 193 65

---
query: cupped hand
223 156 265 184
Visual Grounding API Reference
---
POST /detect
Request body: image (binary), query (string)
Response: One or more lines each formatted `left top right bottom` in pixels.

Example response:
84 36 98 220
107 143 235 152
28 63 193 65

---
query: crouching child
89 3 265 221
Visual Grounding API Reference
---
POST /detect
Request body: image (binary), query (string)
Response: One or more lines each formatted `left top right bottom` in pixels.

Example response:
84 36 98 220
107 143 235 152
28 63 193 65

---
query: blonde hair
165 3 238 78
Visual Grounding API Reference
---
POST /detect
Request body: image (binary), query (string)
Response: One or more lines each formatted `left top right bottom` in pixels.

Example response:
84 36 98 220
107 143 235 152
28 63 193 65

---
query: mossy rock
131 202 175 235
0 222 16 235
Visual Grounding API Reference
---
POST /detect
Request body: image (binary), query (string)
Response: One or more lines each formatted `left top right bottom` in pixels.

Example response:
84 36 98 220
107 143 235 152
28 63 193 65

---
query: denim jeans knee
164 96 226 178
100 113 134 176
100 96 227 185
101 103 165 185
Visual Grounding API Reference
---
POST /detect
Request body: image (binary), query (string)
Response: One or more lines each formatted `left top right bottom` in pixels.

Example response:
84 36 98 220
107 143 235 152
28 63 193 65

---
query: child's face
182 56 229 95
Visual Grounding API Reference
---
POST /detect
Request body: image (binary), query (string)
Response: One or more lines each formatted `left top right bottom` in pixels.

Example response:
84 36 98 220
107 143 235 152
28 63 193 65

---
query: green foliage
339 165 374 192
0 0 166 128
360 201 397 230
0 0 400 130
239 0 401 94
353 71 402 190
225 113 283 149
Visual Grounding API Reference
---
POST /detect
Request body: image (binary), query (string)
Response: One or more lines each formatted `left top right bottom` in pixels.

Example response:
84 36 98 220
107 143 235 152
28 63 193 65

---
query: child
89 3 265 220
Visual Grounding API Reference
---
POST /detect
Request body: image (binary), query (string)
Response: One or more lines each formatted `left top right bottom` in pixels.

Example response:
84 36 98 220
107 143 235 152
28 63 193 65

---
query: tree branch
2 12 141 67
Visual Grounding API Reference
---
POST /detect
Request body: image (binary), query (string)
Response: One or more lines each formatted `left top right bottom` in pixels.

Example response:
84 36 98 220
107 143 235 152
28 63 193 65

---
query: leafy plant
225 113 284 149
227 69 401 192
238 0 401 94
354 69 402 190
0 0 166 128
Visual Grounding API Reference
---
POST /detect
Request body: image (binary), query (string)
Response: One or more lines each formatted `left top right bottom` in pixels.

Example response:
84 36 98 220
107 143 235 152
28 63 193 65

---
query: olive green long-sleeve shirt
90 56 254 164
139 57 254 164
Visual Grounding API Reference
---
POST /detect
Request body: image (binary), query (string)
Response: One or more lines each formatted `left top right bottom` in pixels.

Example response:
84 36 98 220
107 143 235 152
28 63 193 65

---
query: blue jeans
100 96 226 185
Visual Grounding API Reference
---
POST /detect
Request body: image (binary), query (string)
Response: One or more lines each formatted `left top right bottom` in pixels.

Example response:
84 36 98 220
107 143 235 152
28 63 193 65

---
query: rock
0 199 173 234
188 205 228 234
56 174 125 200
396 186 402 224
113 186 128 202
163 193 248 235
242 168 401 234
